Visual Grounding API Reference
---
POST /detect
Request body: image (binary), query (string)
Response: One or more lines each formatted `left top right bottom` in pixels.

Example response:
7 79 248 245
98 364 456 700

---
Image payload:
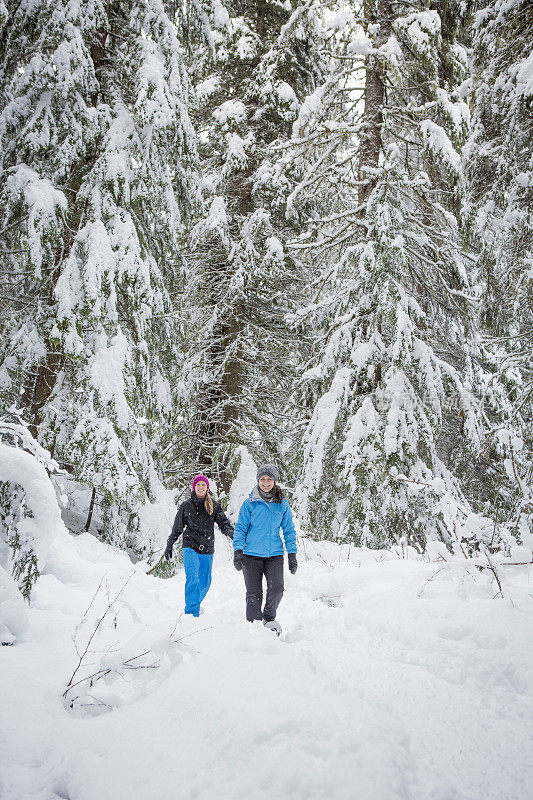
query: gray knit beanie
256 463 279 483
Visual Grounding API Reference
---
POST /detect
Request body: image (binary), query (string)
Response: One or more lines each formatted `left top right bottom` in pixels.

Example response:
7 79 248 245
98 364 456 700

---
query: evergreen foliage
462 0 533 539
0 0 198 551
0 0 530 562
283 0 503 551
175 0 327 490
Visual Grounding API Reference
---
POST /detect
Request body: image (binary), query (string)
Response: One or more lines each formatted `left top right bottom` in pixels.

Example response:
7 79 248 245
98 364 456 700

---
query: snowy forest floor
1 531 532 800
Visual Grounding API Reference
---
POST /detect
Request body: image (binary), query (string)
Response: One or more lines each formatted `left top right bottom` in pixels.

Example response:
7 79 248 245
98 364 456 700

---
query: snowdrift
1 524 532 800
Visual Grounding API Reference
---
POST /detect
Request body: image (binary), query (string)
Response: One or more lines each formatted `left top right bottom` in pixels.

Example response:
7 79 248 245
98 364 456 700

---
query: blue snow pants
183 547 213 617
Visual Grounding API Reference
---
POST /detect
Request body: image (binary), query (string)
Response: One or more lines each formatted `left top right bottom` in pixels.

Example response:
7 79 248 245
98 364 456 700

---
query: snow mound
0 565 29 645
0 442 68 566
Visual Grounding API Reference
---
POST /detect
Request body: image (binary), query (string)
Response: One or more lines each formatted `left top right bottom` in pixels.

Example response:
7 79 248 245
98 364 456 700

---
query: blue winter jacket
233 487 297 557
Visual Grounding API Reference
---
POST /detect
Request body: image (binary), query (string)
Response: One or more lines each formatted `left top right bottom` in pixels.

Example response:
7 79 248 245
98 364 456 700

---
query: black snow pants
242 554 284 622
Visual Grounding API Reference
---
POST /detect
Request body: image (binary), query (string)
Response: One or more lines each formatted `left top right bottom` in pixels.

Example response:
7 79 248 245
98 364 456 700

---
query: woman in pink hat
165 475 234 616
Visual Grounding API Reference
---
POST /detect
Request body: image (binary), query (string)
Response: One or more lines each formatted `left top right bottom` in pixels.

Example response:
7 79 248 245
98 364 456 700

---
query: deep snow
1 530 532 800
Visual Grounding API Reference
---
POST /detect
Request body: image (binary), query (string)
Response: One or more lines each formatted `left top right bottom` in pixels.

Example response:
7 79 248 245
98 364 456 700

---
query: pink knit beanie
192 474 209 491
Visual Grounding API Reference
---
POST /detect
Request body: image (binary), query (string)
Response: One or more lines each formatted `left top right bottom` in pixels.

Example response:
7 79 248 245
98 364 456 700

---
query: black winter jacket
167 492 234 555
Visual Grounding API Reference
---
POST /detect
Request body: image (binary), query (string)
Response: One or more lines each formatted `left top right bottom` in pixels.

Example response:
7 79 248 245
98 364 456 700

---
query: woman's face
195 481 208 498
259 475 275 493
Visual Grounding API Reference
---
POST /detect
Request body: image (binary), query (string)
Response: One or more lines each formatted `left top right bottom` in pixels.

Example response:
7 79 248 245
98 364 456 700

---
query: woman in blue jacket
233 463 297 634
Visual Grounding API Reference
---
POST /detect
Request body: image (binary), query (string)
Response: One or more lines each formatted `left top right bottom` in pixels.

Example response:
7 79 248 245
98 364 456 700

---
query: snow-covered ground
1 530 532 800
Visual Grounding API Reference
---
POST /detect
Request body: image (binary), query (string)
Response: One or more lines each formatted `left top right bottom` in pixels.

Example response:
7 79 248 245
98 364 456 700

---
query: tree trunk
358 0 390 208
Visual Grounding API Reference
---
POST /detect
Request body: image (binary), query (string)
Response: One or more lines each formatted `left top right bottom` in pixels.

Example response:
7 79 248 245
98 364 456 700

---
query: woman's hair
204 493 214 515
272 485 284 503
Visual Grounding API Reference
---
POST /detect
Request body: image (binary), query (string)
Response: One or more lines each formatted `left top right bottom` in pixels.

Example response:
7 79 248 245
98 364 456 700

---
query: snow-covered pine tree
0 0 198 552
285 0 497 552
175 0 327 490
463 0 533 541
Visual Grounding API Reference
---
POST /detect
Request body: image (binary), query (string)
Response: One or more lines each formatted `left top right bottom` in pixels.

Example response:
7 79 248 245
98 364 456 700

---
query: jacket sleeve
214 503 234 539
281 501 297 554
233 500 251 551
167 503 187 547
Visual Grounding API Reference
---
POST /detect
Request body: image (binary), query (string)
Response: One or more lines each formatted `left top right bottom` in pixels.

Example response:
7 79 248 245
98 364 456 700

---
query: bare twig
484 551 504 598
417 566 447 597
64 574 134 698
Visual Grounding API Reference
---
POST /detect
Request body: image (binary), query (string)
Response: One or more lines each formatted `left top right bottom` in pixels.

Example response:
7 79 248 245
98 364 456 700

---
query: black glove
234 549 244 571
164 543 173 562
288 553 297 574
